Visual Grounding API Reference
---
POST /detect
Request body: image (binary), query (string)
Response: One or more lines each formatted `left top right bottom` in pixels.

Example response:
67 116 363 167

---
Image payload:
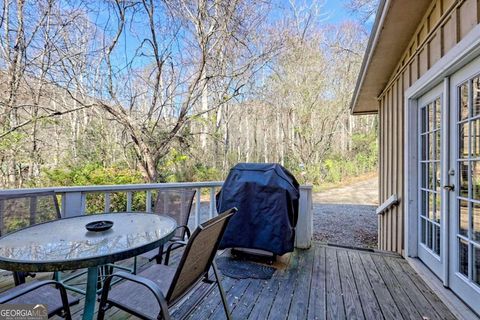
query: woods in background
0 0 377 188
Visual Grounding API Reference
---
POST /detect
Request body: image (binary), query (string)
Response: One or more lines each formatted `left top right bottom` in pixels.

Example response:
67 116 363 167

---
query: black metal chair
0 280 72 319
98 208 237 320
140 189 196 264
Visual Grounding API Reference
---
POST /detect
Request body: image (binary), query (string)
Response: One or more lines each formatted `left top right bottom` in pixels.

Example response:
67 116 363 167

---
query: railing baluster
146 191 152 212
209 187 216 218
80 193 86 215
126 192 132 212
195 188 201 227
62 192 86 217
104 192 111 213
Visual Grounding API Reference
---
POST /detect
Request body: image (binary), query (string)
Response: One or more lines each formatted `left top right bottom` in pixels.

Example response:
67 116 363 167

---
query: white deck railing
0 182 313 248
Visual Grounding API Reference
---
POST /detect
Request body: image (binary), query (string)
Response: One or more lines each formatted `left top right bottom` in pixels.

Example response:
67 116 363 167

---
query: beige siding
377 0 480 253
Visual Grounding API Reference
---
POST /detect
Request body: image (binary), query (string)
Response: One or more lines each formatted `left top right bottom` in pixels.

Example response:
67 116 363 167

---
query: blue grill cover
217 163 299 255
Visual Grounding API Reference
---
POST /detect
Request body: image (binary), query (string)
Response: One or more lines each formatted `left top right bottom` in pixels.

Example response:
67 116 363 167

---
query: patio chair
140 189 196 264
0 280 73 319
0 191 79 314
97 207 237 320
0 191 63 285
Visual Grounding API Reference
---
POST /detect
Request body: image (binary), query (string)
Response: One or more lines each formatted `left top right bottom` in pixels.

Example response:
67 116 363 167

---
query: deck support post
295 186 313 249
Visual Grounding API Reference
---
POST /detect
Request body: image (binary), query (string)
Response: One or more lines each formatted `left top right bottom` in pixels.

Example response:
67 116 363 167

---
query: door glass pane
434 224 441 255
435 98 441 129
421 163 427 188
473 77 480 117
427 221 433 249
459 239 469 276
473 161 480 201
459 122 469 159
429 193 435 219
421 191 427 216
421 108 428 133
435 163 441 193
460 162 469 198
474 203 480 242
436 131 441 161
473 119 480 158
460 83 469 120
429 163 435 190
429 133 434 160
460 200 469 237
435 195 441 222
474 246 480 286
421 218 426 244
429 103 434 131
421 135 428 160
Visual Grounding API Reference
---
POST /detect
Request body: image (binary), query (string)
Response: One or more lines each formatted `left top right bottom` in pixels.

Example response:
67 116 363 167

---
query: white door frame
404 24 480 288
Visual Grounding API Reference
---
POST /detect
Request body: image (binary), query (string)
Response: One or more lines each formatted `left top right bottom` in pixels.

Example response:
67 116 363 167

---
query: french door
418 83 444 279
448 56 480 314
416 57 480 314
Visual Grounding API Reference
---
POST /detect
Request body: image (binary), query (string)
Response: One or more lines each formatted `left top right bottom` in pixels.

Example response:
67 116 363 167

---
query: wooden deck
0 243 458 319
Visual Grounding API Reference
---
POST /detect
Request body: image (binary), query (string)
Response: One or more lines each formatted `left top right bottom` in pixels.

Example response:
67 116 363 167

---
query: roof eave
350 0 388 115
350 0 432 115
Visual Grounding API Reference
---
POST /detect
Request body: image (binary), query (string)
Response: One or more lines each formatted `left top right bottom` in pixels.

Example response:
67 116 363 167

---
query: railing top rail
0 182 313 195
299 185 313 190
0 181 225 195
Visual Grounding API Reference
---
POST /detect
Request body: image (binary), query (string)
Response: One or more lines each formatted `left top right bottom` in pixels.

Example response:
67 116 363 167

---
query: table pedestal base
82 267 99 320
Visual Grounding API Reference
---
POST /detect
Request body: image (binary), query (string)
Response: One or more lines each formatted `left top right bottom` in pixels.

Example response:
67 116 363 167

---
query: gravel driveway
313 177 379 249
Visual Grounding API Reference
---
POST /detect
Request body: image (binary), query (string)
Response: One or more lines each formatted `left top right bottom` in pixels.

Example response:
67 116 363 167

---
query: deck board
337 249 365 320
288 248 314 320
268 250 299 320
0 243 459 320
359 252 404 319
326 246 346 320
308 245 327 320
347 250 384 320
370 254 420 320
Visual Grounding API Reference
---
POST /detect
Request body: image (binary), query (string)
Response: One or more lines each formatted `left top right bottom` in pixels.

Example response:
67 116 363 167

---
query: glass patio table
0 212 177 320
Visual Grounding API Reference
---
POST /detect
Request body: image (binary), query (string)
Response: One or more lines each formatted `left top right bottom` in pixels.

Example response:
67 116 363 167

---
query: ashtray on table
85 220 113 232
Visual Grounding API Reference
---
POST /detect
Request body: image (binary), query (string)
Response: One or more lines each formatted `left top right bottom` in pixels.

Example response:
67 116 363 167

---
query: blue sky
272 0 361 24
322 0 352 23
98 0 370 75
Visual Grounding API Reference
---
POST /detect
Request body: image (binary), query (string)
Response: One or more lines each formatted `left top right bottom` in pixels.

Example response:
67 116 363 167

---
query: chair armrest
175 225 191 239
164 240 188 265
0 280 62 303
99 271 171 320
0 279 72 319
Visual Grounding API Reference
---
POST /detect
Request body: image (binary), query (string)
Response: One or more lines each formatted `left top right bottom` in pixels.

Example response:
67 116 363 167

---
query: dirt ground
312 177 379 249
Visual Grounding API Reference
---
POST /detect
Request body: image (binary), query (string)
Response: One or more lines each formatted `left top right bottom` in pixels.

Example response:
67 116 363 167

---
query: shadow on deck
0 242 457 319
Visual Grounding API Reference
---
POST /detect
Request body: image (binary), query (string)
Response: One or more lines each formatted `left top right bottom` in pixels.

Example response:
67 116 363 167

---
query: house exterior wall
378 0 480 253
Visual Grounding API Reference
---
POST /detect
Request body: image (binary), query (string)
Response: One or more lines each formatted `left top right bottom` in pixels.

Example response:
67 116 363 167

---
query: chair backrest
166 208 236 304
153 189 196 238
0 191 61 236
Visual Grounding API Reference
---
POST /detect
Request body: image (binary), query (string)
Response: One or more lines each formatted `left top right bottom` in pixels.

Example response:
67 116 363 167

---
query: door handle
443 184 455 191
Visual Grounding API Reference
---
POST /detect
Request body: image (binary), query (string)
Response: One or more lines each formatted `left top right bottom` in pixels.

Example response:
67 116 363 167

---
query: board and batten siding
378 0 480 253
